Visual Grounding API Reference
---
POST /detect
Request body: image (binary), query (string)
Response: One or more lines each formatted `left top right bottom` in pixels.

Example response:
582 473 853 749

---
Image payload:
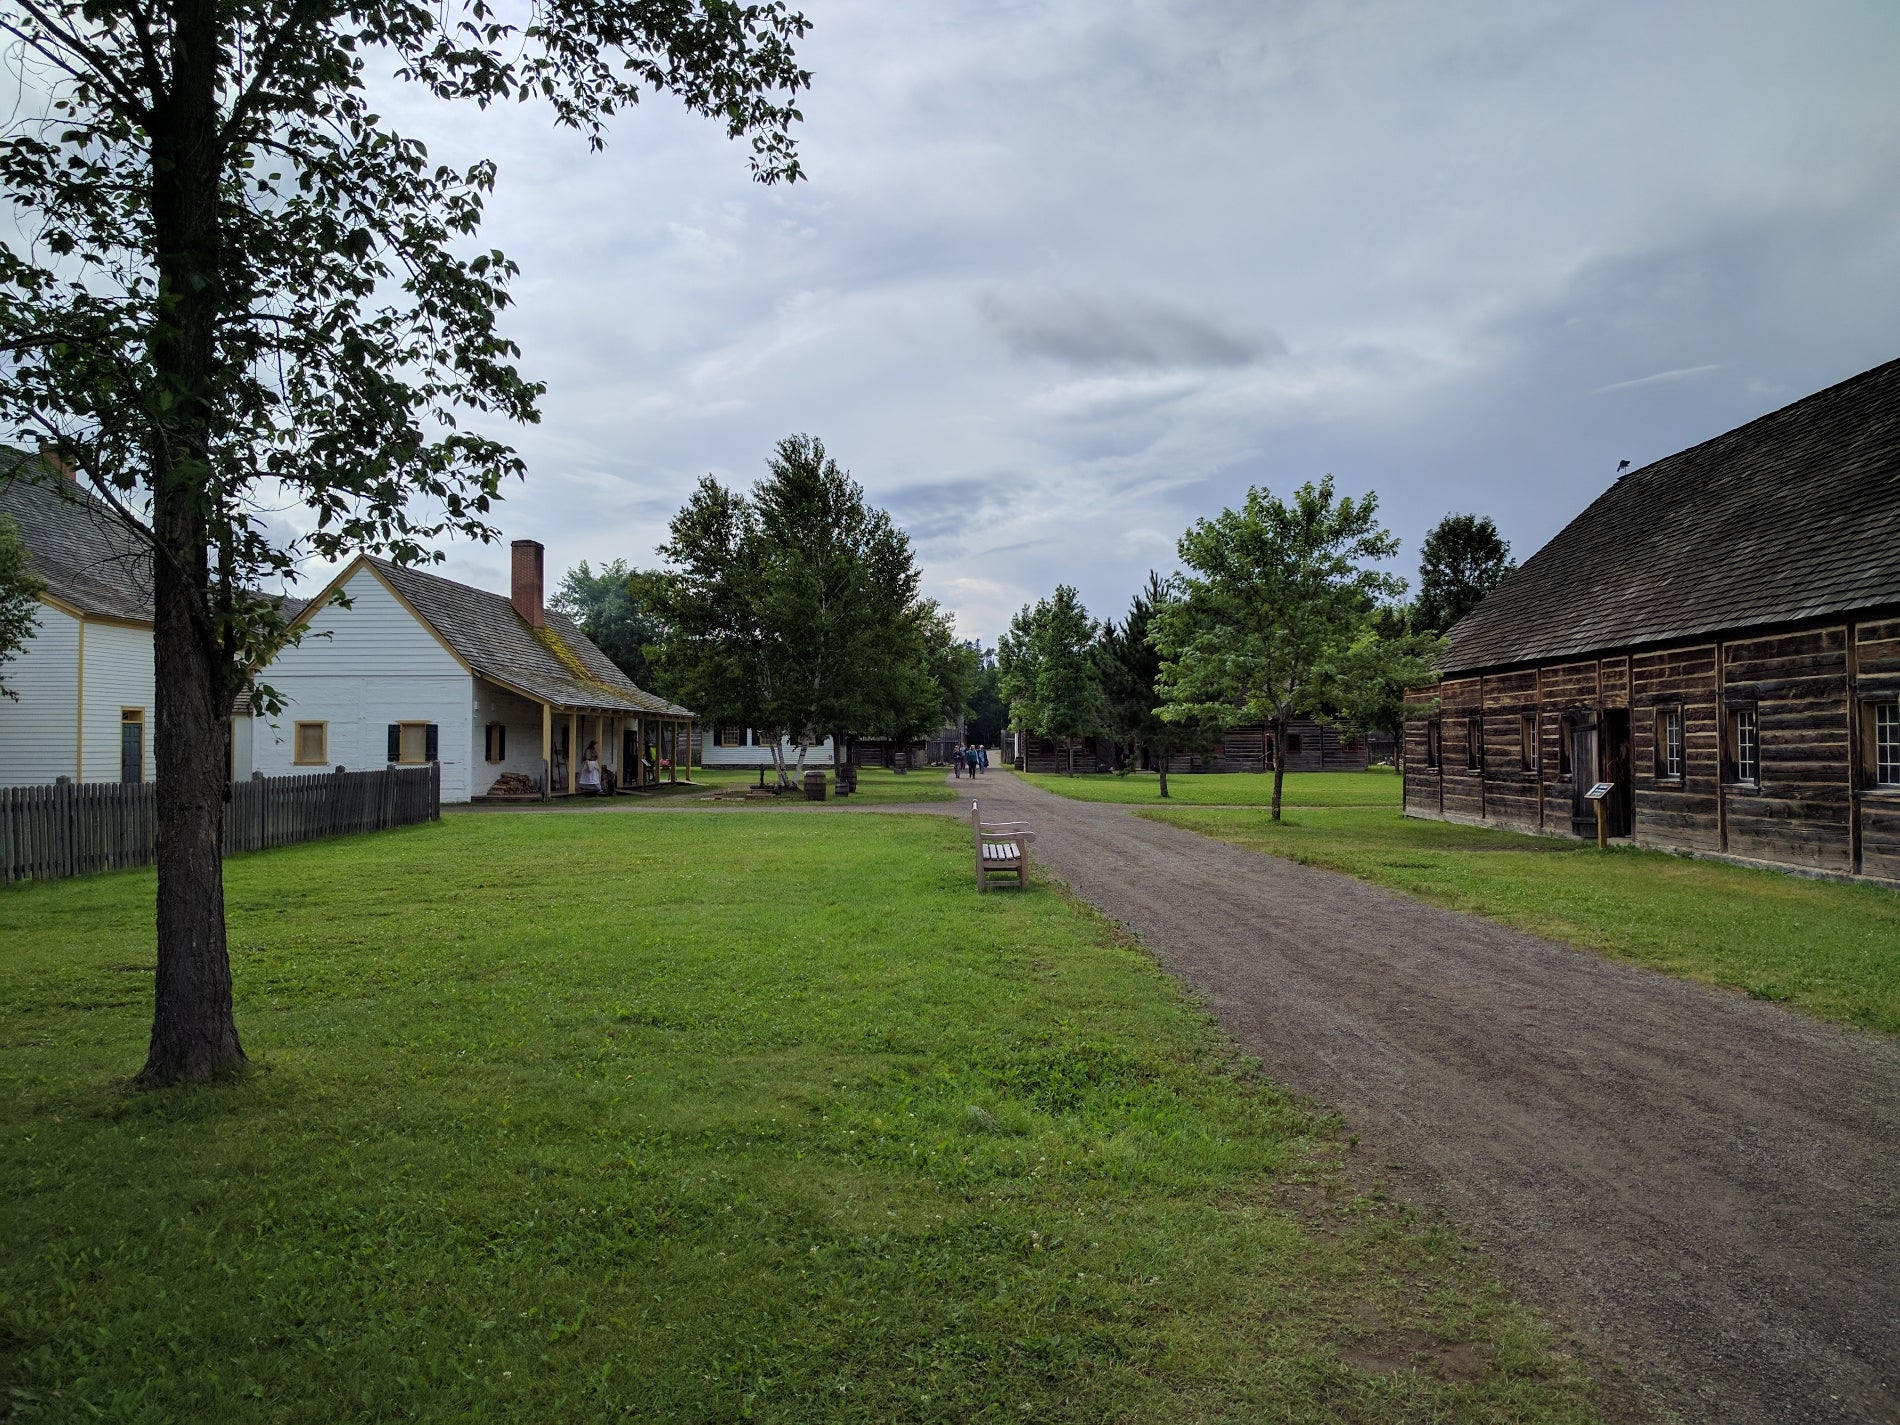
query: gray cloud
29 0 1891 646
974 288 1278 371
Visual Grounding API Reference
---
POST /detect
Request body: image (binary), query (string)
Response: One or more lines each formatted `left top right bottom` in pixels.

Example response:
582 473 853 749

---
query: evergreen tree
1095 573 1211 797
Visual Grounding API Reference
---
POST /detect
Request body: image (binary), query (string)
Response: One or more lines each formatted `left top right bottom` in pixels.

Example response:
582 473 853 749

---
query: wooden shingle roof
0 448 152 622
368 557 690 717
1440 358 1900 675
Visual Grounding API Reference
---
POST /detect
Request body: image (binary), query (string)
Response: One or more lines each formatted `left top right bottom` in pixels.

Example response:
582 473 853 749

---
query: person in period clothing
577 740 602 794
953 745 967 778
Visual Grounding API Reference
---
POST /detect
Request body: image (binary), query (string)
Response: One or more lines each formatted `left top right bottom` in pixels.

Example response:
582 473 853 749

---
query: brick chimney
38 442 76 480
510 539 544 628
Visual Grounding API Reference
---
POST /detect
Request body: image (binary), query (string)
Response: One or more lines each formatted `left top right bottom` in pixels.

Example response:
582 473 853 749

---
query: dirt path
961 771 1899 1424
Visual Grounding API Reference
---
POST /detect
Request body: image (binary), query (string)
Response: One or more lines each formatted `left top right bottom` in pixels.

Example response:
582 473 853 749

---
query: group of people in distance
951 743 989 779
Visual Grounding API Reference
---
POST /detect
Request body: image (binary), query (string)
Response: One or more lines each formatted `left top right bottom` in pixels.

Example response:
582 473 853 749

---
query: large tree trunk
138 0 246 1085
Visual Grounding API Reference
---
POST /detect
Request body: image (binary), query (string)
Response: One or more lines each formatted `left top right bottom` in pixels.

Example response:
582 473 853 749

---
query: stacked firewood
483 772 541 799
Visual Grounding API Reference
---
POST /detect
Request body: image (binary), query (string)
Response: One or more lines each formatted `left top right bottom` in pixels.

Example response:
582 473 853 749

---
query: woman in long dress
577 740 602 794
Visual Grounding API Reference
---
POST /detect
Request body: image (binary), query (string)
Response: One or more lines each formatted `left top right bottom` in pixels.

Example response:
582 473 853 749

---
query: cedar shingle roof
368 557 690 716
1440 358 1900 674
0 448 152 621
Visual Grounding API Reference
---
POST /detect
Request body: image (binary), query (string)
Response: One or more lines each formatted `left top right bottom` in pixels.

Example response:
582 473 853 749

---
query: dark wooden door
120 716 143 783
1602 709 1633 836
1568 712 1599 836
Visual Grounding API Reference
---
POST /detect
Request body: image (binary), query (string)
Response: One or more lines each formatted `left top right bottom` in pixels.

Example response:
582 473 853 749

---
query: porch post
567 711 578 795
540 702 551 801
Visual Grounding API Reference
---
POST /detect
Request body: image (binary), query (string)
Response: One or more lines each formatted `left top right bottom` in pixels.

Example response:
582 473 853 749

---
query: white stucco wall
698 729 835 767
79 618 155 783
0 600 81 786
470 680 549 794
253 564 475 800
229 713 254 780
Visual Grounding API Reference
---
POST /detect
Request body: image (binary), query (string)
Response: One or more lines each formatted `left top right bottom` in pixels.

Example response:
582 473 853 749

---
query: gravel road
959 771 1899 1424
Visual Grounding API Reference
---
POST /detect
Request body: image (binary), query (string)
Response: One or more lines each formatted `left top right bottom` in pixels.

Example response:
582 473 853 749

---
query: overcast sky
388 1 1898 643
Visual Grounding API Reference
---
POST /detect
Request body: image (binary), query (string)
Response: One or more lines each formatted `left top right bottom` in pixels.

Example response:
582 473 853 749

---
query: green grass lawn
1141 805 1900 1034
0 813 1603 1423
1021 769 1401 807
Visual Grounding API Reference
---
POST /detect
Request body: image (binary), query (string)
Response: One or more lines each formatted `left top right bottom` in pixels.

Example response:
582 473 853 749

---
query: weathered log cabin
1012 720 1371 774
1404 358 1900 882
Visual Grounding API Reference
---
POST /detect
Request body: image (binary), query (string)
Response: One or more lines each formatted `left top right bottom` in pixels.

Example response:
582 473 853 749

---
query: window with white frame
1871 699 1900 787
1655 706 1683 780
1727 704 1759 785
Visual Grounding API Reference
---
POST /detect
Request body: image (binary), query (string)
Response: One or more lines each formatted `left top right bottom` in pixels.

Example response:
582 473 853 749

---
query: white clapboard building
0 449 158 788
244 540 694 802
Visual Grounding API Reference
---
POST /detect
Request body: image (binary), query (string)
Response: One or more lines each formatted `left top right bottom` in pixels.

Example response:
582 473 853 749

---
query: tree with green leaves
873 605 978 749
0 514 46 699
639 435 936 786
1153 477 1409 821
997 585 1102 776
1415 513 1515 634
1096 572 1213 798
1324 603 1443 761
0 0 808 1084
550 559 659 690
965 649 1007 750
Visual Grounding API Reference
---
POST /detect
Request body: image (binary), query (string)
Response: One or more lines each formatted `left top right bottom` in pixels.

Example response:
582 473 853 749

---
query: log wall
1403 611 1900 884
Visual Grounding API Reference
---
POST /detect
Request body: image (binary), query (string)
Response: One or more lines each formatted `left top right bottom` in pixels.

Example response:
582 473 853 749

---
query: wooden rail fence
0 764 440 885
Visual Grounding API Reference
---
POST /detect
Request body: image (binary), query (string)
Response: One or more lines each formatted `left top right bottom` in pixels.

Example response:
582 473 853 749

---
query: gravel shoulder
963 770 1900 1425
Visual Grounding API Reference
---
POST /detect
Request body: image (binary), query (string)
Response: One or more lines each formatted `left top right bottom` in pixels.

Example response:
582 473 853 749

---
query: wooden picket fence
0 764 440 885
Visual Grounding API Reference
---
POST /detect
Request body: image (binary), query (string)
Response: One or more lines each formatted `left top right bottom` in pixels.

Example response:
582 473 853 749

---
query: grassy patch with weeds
684 764 960 805
1022 769 1401 807
2 812 1601 1423
1143 805 1900 1034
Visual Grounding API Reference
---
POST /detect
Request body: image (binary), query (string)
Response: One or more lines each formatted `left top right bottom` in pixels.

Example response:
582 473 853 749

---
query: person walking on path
977 744 989 774
953 746 967 779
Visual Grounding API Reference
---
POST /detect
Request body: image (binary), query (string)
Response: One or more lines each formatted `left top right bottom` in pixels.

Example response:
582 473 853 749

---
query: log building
1403 359 1900 882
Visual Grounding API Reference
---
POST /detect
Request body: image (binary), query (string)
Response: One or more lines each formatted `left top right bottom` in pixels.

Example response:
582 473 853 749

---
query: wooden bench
971 799 1035 892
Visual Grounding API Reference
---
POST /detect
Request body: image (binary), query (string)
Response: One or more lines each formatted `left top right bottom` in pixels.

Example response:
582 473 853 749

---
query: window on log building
1868 699 1900 788
1426 719 1442 769
1520 713 1537 771
1726 705 1759 785
1655 707 1683 781
1465 716 1481 770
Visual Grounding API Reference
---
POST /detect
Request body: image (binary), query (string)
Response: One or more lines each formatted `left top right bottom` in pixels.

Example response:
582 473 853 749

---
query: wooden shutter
425 724 440 762
388 724 401 761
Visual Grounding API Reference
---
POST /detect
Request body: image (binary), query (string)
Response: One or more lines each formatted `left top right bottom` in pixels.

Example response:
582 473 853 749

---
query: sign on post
1584 782 1614 849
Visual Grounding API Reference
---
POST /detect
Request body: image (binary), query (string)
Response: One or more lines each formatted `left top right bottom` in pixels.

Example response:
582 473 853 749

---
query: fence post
55 775 74 879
